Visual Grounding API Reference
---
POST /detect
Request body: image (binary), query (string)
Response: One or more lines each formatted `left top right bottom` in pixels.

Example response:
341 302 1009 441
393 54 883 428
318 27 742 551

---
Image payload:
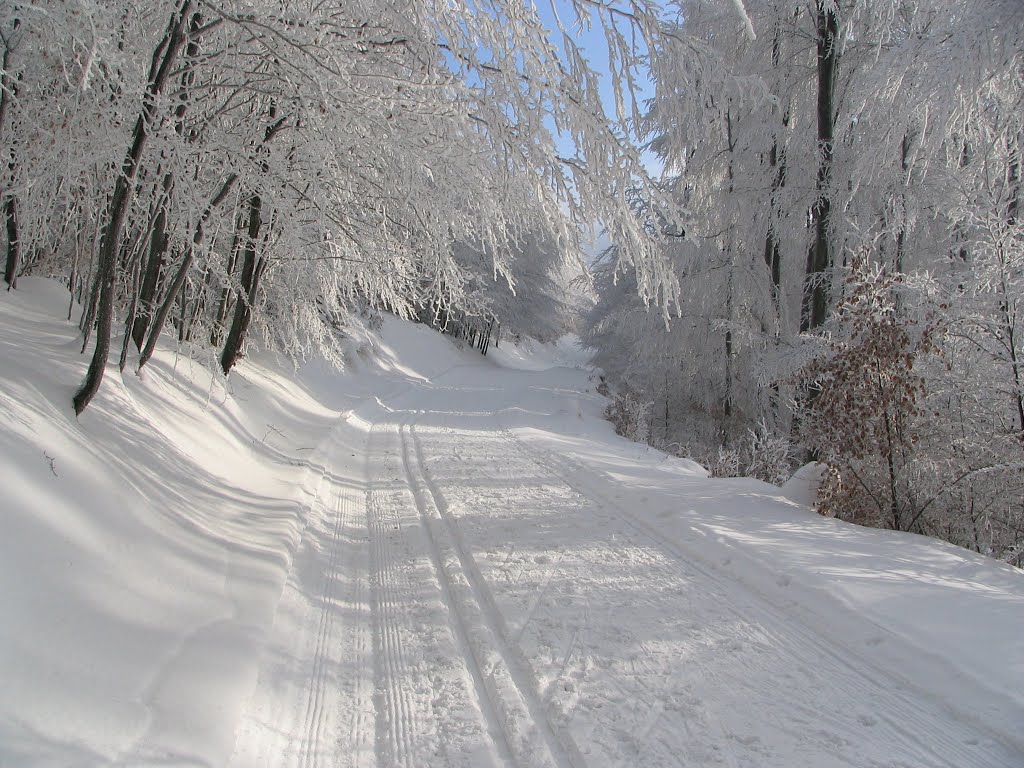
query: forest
2 0 1022 564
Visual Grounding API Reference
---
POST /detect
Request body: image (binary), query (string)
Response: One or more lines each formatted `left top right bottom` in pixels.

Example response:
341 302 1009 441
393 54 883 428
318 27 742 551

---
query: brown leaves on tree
797 257 939 530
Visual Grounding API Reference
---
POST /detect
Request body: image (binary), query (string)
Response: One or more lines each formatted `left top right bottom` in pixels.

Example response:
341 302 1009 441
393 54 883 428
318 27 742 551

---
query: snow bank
779 461 827 507
0 279 338 765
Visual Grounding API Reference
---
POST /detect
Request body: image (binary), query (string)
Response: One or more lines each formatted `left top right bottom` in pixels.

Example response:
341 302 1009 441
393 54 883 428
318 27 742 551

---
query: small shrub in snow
604 390 651 444
710 444 742 478
744 422 796 486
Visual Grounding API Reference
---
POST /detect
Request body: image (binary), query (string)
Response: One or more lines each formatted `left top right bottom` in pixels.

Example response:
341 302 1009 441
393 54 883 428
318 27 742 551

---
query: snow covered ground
2 279 1023 767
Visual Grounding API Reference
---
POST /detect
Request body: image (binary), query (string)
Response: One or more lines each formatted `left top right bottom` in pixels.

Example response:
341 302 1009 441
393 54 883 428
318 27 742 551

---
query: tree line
0 0 684 410
585 0 1024 564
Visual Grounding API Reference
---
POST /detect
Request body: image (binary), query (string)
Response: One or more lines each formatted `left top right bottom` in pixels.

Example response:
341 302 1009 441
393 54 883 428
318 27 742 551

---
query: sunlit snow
2 279 1022 767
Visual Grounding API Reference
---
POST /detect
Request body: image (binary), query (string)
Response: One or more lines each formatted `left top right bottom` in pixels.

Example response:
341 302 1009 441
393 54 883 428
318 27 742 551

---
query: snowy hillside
2 280 1022 767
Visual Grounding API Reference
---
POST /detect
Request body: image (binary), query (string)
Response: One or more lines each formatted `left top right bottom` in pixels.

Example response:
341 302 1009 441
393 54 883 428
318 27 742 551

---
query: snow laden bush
702 422 794 483
707 444 742 479
792 251 1024 565
796 259 938 532
744 422 796 485
604 389 651 444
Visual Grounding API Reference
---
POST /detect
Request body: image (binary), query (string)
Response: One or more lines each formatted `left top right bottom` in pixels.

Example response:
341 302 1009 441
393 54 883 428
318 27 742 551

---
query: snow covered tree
582 0 1024 560
7 0 709 411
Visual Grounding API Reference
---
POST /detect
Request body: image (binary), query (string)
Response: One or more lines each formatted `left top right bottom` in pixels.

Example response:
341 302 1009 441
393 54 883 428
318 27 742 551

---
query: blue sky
537 0 657 128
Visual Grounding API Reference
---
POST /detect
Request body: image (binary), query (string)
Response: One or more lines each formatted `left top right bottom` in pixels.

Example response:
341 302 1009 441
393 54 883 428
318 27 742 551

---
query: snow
2 278 1023 767
779 461 826 507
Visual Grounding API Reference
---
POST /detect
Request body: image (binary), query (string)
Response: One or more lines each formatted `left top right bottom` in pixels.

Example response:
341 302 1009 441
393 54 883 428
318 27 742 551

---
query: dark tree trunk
4 193 19 289
131 178 171 349
893 130 912 275
79 240 102 342
1004 131 1024 445
131 11 201 350
762 149 783 305
138 172 237 371
74 0 193 415
723 109 736 428
762 20 787 315
1 20 21 289
220 193 265 376
118 233 145 371
211 226 242 347
217 106 287 376
800 0 839 333
67 198 86 320
139 246 191 370
74 172 133 413
176 273 189 342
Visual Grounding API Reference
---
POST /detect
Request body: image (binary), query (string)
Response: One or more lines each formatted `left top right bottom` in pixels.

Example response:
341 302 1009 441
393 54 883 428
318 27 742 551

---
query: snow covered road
3 284 1022 767
229 350 1024 768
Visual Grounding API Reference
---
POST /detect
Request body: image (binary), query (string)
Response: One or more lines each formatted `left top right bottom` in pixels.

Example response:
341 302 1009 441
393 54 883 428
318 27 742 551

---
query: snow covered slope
2 280 1022 767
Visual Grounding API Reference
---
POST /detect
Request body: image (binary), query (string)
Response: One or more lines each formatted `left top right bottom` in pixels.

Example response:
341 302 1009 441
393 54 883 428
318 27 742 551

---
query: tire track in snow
507 429 1020 768
365 424 419 768
401 421 583 768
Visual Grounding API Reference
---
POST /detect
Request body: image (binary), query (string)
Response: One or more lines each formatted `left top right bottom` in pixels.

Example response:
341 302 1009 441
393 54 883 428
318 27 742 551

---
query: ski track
365 424 420 768
364 416 522 768
415 419 743 768
403 420 584 768
228 425 375 768
302 477 346 767
393 410 1018 768
231 381 1020 768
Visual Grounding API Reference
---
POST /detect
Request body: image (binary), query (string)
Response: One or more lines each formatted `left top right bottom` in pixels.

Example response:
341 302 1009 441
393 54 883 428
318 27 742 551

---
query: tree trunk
118 234 145 371
723 108 736 431
131 11 201 350
800 0 839 333
216 103 285 376
211 226 242 347
138 171 237 371
67 200 85 320
762 142 783 308
79 229 102 340
762 19 787 317
73 0 193 415
4 192 19 289
893 131 911 275
220 192 264 376
1 20 21 289
131 178 172 349
1003 131 1023 445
